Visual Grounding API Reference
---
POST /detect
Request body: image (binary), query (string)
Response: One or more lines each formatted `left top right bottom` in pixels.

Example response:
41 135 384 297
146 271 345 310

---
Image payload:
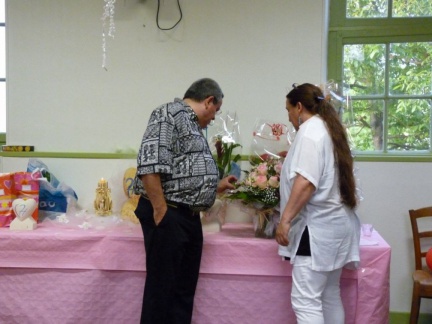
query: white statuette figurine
10 198 38 230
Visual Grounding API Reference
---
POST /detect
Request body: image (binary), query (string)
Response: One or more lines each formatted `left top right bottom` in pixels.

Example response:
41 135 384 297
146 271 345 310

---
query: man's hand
141 174 168 226
217 175 237 193
153 205 168 225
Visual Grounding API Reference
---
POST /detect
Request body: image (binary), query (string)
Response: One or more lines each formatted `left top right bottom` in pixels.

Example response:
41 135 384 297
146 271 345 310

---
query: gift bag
27 159 78 219
13 171 40 222
0 173 16 227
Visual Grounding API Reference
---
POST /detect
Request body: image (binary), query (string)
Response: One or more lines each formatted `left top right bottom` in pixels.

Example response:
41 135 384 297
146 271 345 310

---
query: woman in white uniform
276 83 361 324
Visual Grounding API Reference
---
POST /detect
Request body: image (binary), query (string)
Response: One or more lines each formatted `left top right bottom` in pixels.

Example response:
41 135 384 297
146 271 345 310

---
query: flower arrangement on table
222 118 295 238
223 155 284 238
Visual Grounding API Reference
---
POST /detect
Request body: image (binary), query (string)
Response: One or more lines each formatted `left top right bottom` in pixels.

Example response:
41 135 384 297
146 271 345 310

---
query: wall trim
0 152 138 159
390 311 432 324
2 151 432 163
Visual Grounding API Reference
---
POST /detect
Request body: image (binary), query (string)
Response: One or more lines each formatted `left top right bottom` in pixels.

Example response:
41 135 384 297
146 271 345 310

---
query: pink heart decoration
4 180 12 189
12 199 37 221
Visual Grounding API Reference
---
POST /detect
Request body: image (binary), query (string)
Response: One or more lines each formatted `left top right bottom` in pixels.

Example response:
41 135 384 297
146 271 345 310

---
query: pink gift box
12 172 40 222
0 173 17 227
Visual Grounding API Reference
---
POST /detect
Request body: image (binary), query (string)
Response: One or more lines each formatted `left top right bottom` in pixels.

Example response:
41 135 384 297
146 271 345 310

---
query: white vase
223 200 254 223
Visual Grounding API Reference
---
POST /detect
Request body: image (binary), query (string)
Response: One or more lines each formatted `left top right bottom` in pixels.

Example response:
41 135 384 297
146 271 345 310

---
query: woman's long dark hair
287 83 357 209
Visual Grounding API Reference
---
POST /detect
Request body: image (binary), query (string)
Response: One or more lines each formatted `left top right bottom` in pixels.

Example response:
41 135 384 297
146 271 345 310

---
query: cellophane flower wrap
206 111 242 179
224 119 295 238
202 111 242 224
249 118 295 165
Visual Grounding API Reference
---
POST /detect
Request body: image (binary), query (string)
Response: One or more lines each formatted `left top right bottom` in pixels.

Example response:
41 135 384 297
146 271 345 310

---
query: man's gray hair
183 78 224 104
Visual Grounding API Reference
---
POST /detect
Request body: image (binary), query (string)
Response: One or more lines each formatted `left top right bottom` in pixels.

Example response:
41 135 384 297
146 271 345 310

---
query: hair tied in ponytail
317 95 331 102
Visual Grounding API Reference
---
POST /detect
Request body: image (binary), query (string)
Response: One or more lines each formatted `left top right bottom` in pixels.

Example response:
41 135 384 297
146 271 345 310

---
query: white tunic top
278 115 360 271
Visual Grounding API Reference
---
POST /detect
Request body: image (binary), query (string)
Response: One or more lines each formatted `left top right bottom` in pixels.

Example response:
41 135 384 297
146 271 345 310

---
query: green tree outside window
329 0 432 154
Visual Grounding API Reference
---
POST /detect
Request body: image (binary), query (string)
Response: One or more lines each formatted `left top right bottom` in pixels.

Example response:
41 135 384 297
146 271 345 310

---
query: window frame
328 0 432 161
0 18 4 145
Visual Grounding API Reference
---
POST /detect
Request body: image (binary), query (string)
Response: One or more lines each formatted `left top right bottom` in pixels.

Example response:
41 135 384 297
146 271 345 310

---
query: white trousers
291 256 344 324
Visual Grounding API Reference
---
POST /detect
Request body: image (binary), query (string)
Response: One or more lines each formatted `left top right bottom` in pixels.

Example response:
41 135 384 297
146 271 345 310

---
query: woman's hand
276 220 290 246
276 174 315 246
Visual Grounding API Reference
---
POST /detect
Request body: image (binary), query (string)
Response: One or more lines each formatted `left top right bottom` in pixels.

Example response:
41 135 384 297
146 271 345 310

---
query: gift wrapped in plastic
250 118 296 165
206 111 242 179
27 158 78 220
220 119 295 233
201 111 242 227
321 80 352 119
321 80 363 203
320 80 357 150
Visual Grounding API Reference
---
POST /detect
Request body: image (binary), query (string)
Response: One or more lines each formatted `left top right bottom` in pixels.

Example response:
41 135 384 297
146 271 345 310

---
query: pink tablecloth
0 222 390 324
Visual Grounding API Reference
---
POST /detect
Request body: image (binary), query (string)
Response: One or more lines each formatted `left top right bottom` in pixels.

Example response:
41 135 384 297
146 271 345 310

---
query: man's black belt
142 195 203 215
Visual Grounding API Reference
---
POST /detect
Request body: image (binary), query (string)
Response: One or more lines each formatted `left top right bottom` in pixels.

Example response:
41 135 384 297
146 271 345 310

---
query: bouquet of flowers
223 156 283 238
200 111 242 229
220 118 294 238
214 135 242 179
207 111 242 179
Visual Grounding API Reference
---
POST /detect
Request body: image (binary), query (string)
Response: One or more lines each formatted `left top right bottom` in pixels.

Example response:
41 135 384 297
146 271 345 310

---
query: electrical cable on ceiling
156 0 183 30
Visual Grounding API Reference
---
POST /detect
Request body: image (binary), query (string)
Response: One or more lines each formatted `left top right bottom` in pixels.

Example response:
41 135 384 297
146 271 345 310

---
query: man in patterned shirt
133 78 237 324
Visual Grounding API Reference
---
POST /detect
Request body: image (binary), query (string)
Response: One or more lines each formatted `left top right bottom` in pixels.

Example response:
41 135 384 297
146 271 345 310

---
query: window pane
0 0 4 23
393 0 432 17
0 0 4 134
343 44 386 96
0 27 4 78
346 0 388 18
388 99 431 151
345 100 384 151
389 42 432 96
0 82 5 133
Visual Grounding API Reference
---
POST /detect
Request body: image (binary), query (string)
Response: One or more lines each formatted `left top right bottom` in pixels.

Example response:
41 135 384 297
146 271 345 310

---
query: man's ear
205 96 215 108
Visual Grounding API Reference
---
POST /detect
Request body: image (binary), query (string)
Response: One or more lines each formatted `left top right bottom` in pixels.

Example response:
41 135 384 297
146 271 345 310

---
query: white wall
3 0 429 315
6 0 325 153
355 161 432 314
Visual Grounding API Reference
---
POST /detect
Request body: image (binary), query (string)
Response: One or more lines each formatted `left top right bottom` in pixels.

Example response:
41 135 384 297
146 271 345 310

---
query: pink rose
246 172 257 186
274 162 283 174
255 175 268 189
268 176 279 188
256 163 268 176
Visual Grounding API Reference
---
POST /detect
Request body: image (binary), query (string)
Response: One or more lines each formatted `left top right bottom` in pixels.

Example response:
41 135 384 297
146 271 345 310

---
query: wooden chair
409 207 432 324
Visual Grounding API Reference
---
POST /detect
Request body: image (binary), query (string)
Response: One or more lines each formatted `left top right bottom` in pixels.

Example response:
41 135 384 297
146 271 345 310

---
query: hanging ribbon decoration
102 0 116 70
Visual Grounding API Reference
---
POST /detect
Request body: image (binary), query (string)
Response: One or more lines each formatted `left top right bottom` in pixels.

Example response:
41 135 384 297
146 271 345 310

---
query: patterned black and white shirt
133 98 218 211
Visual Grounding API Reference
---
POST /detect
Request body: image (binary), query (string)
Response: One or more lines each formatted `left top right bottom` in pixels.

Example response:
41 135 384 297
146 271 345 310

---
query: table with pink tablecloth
0 222 390 324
